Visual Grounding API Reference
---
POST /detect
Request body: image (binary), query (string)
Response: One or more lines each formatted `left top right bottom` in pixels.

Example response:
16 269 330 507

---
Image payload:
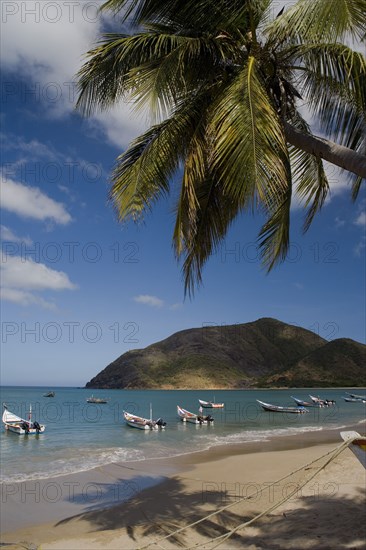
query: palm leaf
294 44 366 145
211 56 290 209
110 93 208 221
76 31 242 120
267 0 366 43
102 0 271 31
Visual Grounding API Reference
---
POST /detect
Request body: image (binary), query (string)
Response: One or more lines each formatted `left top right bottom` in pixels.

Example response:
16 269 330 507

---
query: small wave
0 447 144 484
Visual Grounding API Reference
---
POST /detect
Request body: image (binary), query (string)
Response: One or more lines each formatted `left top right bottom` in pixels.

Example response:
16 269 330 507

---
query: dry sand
1 427 365 549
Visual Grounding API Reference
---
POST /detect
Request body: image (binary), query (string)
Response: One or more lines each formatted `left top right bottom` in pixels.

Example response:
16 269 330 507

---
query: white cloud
1 177 72 224
354 236 366 257
1 256 77 291
134 294 164 308
334 217 345 229
1 2 147 147
354 212 366 227
0 287 57 310
169 302 183 310
0 225 33 245
0 255 77 309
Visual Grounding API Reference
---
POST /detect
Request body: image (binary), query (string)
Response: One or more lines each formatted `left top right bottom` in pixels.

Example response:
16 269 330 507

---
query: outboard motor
33 421 41 432
156 418 166 427
206 415 214 422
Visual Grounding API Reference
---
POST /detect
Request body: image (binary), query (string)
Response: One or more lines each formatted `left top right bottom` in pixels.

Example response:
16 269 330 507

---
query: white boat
86 395 108 403
256 400 308 414
177 405 214 424
123 408 166 430
341 431 366 469
2 403 45 435
198 399 224 409
308 395 336 407
345 392 366 401
343 396 366 403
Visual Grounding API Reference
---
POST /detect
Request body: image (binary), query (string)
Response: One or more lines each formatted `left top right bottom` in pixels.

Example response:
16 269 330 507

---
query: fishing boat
309 395 336 407
177 405 214 424
123 406 166 430
343 396 366 403
345 392 366 401
86 396 108 404
198 399 224 409
2 403 45 435
43 391 55 397
291 396 314 407
341 431 366 469
256 400 308 414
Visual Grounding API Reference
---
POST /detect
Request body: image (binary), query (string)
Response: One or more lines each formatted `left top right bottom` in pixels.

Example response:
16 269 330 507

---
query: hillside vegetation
85 318 366 389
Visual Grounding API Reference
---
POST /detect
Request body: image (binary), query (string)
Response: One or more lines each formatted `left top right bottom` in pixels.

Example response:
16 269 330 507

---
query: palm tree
76 0 366 294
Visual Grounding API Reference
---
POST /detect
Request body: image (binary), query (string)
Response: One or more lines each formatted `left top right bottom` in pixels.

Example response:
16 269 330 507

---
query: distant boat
291 396 315 407
343 396 366 403
177 405 214 424
86 395 108 404
2 403 45 435
43 391 55 397
309 395 336 407
345 392 366 401
341 431 366 469
123 407 166 430
198 399 224 409
256 400 308 414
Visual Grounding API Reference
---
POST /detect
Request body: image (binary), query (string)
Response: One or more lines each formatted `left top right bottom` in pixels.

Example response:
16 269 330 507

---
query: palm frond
175 169 242 296
102 0 271 31
211 56 290 209
76 31 242 120
294 44 366 146
110 94 208 221
267 0 366 43
258 187 292 270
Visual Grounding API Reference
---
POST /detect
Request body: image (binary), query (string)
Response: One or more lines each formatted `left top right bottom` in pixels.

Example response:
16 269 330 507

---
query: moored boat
256 400 308 414
86 395 108 403
2 403 45 435
177 405 214 424
343 396 366 403
309 395 336 407
43 391 55 397
123 409 166 430
291 396 314 407
345 392 366 401
198 399 224 409
341 431 366 469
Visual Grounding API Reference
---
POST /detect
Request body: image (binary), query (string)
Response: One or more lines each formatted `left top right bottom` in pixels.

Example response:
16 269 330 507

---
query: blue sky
1 1 365 386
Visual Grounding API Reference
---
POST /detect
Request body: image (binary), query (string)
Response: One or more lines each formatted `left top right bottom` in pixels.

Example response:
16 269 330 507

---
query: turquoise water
1 386 365 483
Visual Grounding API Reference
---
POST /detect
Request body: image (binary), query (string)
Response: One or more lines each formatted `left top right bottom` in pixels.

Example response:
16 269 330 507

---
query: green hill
85 318 366 389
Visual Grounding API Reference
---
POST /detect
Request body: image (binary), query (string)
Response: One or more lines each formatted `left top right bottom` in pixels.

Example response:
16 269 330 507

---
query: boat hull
177 406 214 424
198 399 224 409
2 404 45 434
123 411 165 430
257 400 308 414
4 422 45 435
341 431 366 469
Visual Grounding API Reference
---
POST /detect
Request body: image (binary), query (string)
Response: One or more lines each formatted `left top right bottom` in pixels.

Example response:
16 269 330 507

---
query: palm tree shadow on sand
53 477 366 549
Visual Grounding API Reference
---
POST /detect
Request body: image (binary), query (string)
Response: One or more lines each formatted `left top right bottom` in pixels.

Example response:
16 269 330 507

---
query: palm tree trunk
284 122 366 179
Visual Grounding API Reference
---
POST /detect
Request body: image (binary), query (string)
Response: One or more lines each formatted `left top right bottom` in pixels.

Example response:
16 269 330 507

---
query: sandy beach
1 426 365 550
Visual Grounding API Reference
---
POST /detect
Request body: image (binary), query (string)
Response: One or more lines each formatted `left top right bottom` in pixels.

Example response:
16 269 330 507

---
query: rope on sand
138 438 354 550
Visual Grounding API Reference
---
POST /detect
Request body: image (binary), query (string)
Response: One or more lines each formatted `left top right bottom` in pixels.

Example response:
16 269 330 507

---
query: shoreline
1 423 365 549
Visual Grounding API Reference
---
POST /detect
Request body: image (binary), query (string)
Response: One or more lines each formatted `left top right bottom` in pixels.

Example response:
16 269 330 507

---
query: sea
1 386 365 484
